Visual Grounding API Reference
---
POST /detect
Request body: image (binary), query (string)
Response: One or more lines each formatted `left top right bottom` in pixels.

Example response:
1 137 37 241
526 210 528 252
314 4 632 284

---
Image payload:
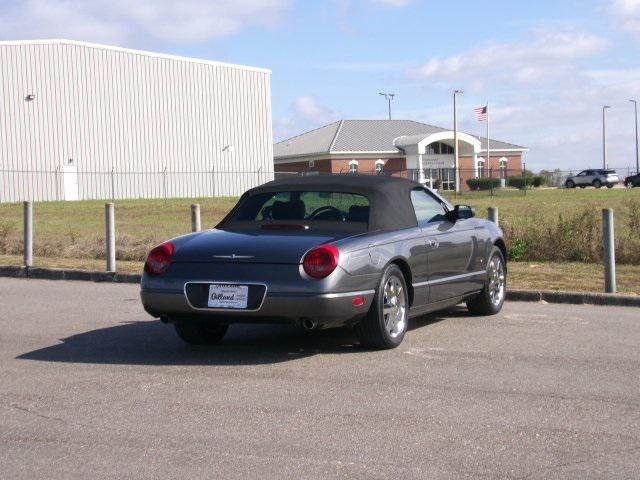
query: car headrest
348 205 370 223
272 200 306 220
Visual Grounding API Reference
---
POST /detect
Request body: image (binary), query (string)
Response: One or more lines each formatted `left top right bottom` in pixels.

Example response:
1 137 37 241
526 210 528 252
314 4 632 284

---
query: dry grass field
444 187 640 264
1 187 639 293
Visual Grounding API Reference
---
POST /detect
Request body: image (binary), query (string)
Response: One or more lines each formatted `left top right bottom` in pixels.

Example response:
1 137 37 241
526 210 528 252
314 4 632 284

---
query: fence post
105 203 116 273
163 166 167 205
490 168 494 196
23 201 33 268
487 207 499 226
55 166 60 201
110 167 115 201
603 208 616 293
191 204 201 232
522 162 527 196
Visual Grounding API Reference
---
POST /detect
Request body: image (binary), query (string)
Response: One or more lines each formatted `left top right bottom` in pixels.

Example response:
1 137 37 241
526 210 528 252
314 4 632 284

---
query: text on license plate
207 284 249 309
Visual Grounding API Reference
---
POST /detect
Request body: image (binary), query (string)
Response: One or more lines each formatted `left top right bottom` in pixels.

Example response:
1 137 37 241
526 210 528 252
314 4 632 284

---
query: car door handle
427 238 439 249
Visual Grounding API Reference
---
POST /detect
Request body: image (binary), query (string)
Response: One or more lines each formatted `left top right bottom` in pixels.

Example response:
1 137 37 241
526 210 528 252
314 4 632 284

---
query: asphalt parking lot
1 278 639 479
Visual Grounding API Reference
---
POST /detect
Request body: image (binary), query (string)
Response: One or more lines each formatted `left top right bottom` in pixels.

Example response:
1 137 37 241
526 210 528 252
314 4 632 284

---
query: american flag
474 105 488 122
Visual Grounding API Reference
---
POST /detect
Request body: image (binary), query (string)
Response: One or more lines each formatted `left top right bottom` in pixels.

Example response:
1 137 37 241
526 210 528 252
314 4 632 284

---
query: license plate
207 284 249 309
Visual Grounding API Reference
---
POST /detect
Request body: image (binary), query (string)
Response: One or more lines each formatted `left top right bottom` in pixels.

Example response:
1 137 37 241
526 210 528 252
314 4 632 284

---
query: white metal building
0 40 274 202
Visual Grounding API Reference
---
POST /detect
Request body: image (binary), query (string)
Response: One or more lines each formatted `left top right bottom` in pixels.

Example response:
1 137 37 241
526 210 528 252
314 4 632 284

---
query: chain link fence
2 165 638 203
0 169 282 203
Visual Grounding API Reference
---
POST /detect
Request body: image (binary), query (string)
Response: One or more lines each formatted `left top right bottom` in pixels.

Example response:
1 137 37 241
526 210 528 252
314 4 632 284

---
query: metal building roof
0 39 271 74
274 119 527 159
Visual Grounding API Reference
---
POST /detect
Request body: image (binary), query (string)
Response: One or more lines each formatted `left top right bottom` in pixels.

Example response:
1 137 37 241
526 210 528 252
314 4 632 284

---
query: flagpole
486 102 490 179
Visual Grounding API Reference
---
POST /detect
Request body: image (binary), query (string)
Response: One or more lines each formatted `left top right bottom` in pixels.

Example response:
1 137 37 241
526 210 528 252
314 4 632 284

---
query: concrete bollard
23 201 33 267
105 203 116 273
191 204 201 232
488 207 499 226
603 209 616 293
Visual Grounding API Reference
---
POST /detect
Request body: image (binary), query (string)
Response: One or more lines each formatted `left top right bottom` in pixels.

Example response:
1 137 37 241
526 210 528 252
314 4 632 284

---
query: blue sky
2 0 640 170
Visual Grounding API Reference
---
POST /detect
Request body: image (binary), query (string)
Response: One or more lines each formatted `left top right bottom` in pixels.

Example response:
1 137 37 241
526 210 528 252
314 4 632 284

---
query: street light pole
631 100 639 174
379 92 395 120
453 89 463 193
603 105 611 169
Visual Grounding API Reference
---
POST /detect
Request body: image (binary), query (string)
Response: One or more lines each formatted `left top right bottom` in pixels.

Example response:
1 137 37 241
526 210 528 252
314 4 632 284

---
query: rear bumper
140 288 375 328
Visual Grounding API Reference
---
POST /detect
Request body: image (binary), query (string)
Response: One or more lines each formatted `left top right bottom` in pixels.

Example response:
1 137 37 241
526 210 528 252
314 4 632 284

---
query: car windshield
223 191 371 232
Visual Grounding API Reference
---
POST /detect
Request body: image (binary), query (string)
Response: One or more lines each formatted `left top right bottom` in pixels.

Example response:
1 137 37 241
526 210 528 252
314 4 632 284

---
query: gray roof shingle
274 119 527 159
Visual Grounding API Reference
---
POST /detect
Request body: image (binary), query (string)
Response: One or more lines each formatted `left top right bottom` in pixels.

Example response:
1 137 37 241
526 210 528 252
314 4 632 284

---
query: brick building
274 120 527 190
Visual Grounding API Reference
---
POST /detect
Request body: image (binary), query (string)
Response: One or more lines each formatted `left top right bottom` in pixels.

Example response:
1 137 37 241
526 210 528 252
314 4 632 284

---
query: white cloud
610 0 640 38
370 0 415 6
407 30 609 90
404 29 640 171
0 0 291 45
274 96 341 141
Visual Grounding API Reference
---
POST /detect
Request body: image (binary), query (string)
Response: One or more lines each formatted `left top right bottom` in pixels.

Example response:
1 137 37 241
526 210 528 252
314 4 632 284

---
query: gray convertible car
141 175 507 349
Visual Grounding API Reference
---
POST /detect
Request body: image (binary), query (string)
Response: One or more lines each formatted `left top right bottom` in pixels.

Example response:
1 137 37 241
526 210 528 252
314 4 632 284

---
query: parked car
565 169 619 189
140 176 507 350
624 172 640 188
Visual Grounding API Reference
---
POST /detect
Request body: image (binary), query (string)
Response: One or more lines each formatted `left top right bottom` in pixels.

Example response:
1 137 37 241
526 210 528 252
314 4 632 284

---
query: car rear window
603 170 617 174
224 191 371 231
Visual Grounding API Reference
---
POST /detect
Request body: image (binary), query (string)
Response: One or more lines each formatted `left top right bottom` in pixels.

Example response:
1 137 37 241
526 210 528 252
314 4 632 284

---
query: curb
0 266 141 284
507 289 640 307
0 266 638 307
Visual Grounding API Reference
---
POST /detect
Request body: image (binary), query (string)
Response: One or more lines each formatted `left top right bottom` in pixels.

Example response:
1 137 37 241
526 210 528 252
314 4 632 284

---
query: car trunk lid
172 228 343 264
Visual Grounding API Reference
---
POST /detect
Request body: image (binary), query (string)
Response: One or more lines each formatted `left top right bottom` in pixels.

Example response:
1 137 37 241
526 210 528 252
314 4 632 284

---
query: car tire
467 247 506 316
355 264 408 350
606 183 614 189
566 180 575 188
174 321 228 345
593 179 602 188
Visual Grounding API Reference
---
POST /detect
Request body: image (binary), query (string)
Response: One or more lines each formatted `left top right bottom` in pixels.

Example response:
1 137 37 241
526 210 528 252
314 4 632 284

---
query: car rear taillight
145 242 175 275
303 244 339 279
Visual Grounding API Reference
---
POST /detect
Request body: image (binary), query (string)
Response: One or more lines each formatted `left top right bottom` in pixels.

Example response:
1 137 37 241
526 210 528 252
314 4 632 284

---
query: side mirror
452 204 475 221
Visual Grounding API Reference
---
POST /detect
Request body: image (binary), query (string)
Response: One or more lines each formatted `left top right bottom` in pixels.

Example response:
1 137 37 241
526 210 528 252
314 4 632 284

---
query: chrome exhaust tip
302 319 317 331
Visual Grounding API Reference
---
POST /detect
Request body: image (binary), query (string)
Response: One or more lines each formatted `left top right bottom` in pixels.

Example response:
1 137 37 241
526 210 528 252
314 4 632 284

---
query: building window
348 159 359 174
499 157 508 179
375 159 384 174
477 158 485 178
425 142 454 155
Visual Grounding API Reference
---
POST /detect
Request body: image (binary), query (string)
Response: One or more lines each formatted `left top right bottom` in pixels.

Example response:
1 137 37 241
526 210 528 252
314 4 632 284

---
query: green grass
444 188 640 264
444 187 640 227
1 187 639 266
0 197 237 261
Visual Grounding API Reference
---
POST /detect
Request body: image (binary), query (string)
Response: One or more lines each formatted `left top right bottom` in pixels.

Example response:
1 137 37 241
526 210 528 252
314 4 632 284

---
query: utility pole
603 105 611 169
379 93 395 120
453 89 463 193
631 100 639 174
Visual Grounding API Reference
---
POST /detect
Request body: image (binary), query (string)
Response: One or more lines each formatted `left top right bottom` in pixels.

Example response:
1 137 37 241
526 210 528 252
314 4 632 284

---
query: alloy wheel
382 275 407 338
488 256 506 307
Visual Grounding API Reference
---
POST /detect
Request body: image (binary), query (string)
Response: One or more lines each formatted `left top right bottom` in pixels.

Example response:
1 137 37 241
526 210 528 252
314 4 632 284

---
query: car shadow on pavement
17 310 453 366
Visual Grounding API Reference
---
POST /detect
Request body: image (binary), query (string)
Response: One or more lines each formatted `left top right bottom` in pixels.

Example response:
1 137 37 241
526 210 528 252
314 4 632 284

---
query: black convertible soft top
219 175 440 231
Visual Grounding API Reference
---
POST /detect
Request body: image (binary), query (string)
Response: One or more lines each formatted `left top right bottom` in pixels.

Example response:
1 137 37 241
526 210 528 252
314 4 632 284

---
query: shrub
508 239 527 261
531 176 546 188
506 176 533 189
466 178 501 191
